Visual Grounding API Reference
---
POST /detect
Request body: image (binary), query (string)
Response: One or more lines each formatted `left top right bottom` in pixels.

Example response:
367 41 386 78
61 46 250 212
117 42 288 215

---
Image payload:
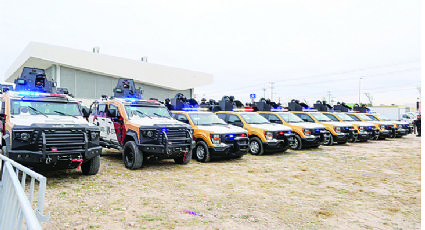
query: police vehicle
254 99 329 150
0 67 102 174
89 79 194 169
215 96 295 155
170 94 248 162
290 100 354 145
364 113 411 137
345 112 393 140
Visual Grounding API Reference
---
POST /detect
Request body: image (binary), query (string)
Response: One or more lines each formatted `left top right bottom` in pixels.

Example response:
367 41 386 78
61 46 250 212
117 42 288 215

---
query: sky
0 0 421 107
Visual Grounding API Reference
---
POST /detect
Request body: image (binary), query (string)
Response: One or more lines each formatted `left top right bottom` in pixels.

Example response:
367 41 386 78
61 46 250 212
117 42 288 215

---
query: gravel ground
41 134 421 230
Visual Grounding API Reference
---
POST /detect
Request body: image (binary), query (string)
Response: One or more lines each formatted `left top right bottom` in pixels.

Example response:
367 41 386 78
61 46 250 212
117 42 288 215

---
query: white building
4 42 213 105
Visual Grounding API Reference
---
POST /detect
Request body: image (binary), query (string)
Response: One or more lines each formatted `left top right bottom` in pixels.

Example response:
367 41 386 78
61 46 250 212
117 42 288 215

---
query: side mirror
270 120 283 124
233 121 244 127
82 107 90 118
107 108 118 118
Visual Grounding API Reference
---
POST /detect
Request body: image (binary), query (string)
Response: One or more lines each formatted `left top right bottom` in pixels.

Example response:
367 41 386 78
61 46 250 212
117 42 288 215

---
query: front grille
160 128 189 145
38 129 86 151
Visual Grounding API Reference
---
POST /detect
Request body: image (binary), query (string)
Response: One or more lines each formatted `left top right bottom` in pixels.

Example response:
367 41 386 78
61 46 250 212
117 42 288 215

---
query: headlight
380 125 385 129
334 126 342 133
142 130 156 138
265 131 274 140
211 134 221 145
303 129 312 136
90 131 99 140
359 126 365 131
13 131 32 142
20 132 31 141
397 124 403 128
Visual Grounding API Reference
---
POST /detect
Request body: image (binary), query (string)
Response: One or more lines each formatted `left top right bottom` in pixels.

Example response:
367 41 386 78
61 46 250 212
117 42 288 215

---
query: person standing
414 114 421 137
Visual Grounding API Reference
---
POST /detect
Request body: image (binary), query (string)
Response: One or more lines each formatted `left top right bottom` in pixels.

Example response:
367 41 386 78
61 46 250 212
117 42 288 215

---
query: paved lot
42 135 421 230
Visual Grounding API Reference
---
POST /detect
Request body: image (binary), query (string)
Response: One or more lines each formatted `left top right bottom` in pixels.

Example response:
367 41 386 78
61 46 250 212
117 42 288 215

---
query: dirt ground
40 134 421 230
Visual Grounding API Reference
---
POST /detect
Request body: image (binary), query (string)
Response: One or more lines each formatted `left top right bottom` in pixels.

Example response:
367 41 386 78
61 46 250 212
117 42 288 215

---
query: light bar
18 91 40 97
244 108 254 112
182 107 199 111
271 108 288 112
302 108 315 112
125 98 138 103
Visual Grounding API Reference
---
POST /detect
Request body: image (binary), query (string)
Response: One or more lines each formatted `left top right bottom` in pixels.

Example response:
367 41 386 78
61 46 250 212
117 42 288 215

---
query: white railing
0 154 49 230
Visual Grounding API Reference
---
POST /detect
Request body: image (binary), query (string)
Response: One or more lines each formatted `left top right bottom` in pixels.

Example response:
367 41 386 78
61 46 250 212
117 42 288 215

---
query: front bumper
333 133 349 143
8 146 103 169
396 128 408 136
263 133 295 151
209 137 249 157
302 135 322 147
138 141 195 159
357 132 370 141
379 129 392 138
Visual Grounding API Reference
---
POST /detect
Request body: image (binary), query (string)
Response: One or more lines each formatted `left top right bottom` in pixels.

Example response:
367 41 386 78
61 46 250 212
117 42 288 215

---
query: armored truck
0 67 102 174
89 79 194 169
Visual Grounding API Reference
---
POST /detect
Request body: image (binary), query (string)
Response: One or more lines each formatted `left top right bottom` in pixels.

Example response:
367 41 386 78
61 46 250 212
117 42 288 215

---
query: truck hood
197 125 247 134
10 115 92 127
250 123 292 131
349 121 376 127
129 117 191 128
290 122 326 129
322 121 353 127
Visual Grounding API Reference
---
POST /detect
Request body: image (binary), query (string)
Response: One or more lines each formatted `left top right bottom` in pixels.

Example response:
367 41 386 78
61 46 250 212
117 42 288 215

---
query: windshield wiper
135 110 152 119
153 113 170 119
53 110 78 119
27 106 47 117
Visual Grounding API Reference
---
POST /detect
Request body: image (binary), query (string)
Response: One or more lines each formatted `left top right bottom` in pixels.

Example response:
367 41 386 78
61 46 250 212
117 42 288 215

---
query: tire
290 134 303 150
81 155 100 175
194 141 210 163
348 134 357 143
249 137 263 155
174 149 192 164
323 134 334 146
123 141 143 170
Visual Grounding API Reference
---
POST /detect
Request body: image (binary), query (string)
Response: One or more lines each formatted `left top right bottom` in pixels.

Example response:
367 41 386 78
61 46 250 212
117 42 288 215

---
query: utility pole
327 91 331 103
270 81 275 101
262 88 266 98
359 77 363 105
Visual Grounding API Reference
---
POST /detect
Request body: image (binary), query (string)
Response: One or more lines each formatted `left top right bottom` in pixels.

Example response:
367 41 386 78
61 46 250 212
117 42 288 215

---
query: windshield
335 113 355 121
310 113 332 122
357 114 375 121
189 113 227 126
277 112 304 123
11 100 81 116
346 114 361 121
371 114 390 121
322 113 340 122
240 113 270 124
125 105 171 118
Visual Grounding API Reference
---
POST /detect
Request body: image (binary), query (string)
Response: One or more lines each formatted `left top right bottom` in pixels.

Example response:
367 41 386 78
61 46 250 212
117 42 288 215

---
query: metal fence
0 155 49 230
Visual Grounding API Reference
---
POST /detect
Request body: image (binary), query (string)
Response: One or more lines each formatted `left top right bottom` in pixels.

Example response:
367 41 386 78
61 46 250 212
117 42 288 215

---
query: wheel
249 137 263 155
174 149 192 164
81 155 100 175
323 134 334 146
348 134 357 143
194 141 210 163
123 141 143 169
290 134 303 150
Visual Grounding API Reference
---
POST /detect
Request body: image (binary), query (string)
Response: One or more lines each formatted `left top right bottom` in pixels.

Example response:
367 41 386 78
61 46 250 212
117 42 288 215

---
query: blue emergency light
19 91 40 97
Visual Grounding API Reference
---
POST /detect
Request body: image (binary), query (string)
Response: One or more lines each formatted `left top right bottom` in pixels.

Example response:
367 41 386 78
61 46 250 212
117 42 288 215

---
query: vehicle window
228 114 242 124
295 113 315 123
365 114 380 121
124 105 171 118
335 113 355 121
109 104 120 117
277 112 304 123
174 114 189 124
323 113 340 122
346 114 361 121
310 113 332 122
216 113 227 121
357 114 374 121
98 104 106 116
268 114 281 123
10 100 82 116
240 113 270 124
189 113 227 126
